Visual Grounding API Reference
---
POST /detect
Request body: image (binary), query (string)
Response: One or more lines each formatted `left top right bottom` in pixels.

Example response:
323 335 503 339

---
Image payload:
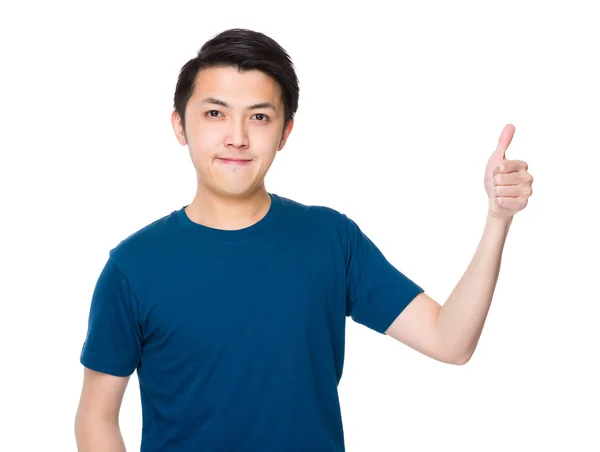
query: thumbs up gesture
484 124 534 221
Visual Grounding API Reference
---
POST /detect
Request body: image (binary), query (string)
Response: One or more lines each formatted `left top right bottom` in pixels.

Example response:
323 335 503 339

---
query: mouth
217 158 253 166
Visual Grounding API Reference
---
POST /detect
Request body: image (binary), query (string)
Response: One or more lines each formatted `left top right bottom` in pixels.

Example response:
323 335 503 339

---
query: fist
484 124 534 220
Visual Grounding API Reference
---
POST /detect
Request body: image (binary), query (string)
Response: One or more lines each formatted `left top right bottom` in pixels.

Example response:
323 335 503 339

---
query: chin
213 185 259 198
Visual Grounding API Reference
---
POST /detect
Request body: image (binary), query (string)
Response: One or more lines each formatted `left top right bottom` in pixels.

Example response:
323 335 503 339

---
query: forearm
436 212 512 363
75 415 126 452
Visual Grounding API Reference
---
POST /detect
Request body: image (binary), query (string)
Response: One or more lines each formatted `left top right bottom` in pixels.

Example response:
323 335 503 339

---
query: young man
75 28 533 451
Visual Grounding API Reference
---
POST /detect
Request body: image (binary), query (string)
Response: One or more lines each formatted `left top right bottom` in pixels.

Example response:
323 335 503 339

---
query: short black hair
173 28 300 135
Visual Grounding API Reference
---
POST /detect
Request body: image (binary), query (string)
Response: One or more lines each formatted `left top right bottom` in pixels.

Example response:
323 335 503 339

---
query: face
171 66 294 199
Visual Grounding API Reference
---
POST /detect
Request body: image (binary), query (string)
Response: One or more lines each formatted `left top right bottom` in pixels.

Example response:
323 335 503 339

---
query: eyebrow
199 97 277 112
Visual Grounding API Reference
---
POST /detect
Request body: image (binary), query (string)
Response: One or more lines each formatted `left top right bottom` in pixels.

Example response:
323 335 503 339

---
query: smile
217 158 253 166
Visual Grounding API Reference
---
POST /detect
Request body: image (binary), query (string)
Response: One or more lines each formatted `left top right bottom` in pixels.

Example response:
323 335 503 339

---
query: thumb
494 123 515 160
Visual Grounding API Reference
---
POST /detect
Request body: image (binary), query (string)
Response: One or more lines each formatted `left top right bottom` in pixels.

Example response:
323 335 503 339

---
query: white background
1 0 599 451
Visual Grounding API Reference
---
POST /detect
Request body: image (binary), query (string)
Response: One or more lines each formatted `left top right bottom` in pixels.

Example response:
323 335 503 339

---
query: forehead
191 66 282 104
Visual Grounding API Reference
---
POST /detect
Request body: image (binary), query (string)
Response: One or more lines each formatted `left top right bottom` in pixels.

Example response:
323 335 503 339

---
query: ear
171 110 187 145
277 119 294 151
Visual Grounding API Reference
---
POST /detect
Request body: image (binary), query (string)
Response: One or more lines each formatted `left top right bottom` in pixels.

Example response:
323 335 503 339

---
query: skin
171 66 294 230
386 124 534 365
75 368 128 451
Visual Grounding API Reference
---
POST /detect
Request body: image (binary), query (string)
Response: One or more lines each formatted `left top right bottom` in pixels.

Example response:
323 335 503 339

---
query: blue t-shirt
80 193 424 451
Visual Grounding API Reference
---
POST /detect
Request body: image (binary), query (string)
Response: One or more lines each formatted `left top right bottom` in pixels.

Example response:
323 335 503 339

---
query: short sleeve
344 215 424 334
80 257 143 377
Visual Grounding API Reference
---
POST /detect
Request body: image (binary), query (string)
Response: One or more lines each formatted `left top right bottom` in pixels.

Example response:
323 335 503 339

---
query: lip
217 158 253 165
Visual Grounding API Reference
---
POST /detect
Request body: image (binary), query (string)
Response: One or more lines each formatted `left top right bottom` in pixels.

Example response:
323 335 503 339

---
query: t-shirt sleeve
80 256 143 377
344 215 425 335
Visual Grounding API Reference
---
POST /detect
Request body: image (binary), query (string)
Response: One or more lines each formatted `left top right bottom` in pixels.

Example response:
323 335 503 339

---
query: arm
385 124 532 364
74 367 130 452
385 214 511 365
435 213 512 363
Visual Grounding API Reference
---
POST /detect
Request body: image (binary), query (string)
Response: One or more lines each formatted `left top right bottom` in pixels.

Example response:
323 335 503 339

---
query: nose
224 117 249 149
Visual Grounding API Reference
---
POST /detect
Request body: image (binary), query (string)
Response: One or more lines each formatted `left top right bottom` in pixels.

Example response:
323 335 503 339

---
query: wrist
487 203 513 227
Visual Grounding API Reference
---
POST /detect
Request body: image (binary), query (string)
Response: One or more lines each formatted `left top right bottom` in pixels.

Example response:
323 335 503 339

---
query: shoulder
279 196 346 223
277 194 349 229
108 209 180 272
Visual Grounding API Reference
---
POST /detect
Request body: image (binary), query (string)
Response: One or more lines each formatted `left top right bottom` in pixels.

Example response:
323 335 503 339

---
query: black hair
173 28 299 136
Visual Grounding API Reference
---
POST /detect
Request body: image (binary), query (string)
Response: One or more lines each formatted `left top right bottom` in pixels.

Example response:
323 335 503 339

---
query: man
74 28 534 451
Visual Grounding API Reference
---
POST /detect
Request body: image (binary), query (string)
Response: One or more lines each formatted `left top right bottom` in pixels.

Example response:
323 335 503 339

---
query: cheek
186 130 220 162
186 145 212 173
189 124 222 147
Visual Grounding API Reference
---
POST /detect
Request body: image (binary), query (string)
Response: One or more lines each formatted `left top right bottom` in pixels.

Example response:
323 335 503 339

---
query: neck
185 186 272 231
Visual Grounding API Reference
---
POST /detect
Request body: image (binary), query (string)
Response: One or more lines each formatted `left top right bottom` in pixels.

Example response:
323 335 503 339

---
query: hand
484 124 534 221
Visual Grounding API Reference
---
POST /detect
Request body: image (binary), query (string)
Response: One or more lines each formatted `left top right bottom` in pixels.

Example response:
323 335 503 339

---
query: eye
252 113 270 122
205 110 223 117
